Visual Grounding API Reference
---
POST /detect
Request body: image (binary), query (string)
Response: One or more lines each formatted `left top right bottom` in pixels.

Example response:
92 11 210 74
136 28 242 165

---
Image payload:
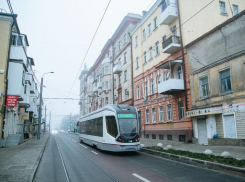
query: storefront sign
22 113 29 120
6 96 17 107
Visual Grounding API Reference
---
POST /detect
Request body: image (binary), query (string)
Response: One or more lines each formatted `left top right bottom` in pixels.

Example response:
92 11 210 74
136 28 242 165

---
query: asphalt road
34 133 245 182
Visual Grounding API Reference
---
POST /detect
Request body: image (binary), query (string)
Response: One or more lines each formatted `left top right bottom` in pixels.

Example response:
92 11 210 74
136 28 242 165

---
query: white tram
79 105 140 152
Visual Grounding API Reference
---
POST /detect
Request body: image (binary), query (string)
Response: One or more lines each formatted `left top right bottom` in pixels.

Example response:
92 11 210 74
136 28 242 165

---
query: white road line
91 151 98 155
72 139 77 143
79 144 87 149
132 173 151 182
55 136 70 182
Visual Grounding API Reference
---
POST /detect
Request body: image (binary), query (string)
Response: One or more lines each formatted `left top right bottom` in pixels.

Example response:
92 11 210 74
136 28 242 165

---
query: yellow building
0 13 15 142
131 0 245 142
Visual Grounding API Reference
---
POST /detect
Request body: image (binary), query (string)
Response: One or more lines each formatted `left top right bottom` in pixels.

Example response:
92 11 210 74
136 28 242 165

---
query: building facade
186 11 245 145
0 12 40 146
131 0 245 142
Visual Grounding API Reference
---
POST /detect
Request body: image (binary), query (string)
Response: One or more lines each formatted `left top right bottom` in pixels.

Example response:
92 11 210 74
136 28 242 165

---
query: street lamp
37 72 54 140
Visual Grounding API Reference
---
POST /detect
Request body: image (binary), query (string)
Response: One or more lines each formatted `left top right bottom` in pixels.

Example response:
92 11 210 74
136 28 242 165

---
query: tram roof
80 105 136 119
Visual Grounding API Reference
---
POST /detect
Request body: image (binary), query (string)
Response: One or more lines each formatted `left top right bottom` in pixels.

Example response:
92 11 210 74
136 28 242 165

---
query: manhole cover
9 165 27 169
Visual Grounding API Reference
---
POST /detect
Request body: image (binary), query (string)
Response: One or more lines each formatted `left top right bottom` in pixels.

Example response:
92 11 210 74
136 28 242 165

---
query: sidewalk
0 133 50 182
140 138 245 160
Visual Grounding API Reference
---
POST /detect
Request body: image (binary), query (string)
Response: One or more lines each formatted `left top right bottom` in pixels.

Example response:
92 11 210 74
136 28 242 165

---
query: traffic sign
6 96 17 107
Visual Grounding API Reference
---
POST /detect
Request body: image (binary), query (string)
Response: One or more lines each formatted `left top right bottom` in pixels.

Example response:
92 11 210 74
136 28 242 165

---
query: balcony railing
93 86 98 92
97 81 102 89
158 78 184 95
160 0 178 25
113 64 122 74
162 36 181 54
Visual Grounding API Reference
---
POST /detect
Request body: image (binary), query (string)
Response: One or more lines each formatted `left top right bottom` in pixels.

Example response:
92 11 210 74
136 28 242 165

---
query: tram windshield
118 118 138 136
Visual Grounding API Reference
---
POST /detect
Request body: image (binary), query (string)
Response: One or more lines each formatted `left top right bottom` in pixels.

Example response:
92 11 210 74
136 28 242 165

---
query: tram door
138 111 141 137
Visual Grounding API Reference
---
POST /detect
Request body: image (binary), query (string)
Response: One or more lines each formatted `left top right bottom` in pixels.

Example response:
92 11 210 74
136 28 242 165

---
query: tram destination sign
117 114 136 118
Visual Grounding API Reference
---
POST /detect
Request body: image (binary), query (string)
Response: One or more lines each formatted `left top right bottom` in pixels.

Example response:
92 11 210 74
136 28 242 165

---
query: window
179 135 186 142
105 81 109 90
159 106 163 122
171 25 177 36
178 66 182 79
158 75 162 84
165 71 170 80
102 98 104 106
106 97 109 105
159 134 164 140
167 104 172 121
114 79 116 89
146 134 149 138
144 52 147 64
124 52 127 63
167 135 172 140
125 89 129 100
155 42 159 56
152 108 156 123
135 36 138 47
124 70 127 82
106 116 118 137
219 1 227 14
11 34 17 45
151 79 155 94
220 69 232 92
153 17 158 29
152 134 156 139
233 5 239 15
145 109 149 124
136 57 139 68
199 76 209 98
142 29 146 41
137 86 140 99
148 24 151 35
119 74 121 85
162 35 166 42
149 47 153 60
178 101 184 120
145 81 148 96
123 33 127 43
105 66 109 74
118 41 121 50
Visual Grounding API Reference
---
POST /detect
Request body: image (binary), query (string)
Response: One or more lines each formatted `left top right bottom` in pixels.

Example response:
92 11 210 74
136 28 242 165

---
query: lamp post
37 72 54 140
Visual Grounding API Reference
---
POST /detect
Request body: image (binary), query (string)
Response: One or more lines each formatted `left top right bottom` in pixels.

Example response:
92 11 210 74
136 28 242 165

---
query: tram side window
106 116 118 138
80 117 103 137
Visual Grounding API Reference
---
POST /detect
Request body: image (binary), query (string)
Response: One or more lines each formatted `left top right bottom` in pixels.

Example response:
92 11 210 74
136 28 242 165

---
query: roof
186 10 245 48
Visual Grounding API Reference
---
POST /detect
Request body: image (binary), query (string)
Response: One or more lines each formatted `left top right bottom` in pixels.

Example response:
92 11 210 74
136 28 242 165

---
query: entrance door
224 115 236 138
138 111 141 137
198 119 208 145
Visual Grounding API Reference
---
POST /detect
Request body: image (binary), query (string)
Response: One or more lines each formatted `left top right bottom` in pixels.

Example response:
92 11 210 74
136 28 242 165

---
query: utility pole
49 111 51 133
44 105 46 133
37 77 43 140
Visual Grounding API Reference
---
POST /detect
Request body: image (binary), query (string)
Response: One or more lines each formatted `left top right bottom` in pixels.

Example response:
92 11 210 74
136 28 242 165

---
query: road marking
79 144 87 149
91 151 98 155
55 137 70 182
132 173 151 182
72 139 77 143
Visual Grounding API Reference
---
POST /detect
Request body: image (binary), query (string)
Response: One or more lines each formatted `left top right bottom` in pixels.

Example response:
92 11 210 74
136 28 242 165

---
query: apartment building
0 12 40 146
79 65 88 116
131 0 245 142
81 14 141 114
186 11 245 146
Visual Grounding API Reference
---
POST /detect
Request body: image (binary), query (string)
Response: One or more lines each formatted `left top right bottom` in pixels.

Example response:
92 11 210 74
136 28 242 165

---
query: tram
79 105 140 152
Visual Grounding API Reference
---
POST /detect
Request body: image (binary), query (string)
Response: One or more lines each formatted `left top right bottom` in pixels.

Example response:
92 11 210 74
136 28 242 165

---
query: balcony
10 46 27 65
158 78 184 95
97 81 102 89
25 73 32 84
26 102 35 112
93 86 98 92
162 36 181 54
160 0 178 25
102 57 111 65
19 94 30 108
113 64 122 74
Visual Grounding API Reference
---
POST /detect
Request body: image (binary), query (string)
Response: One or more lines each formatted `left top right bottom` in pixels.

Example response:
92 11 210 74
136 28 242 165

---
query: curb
141 148 245 177
28 134 50 182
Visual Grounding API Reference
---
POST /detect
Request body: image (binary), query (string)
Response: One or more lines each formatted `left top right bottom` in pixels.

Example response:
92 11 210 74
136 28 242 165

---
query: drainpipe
177 0 187 111
2 17 15 139
128 33 134 106
111 40 115 104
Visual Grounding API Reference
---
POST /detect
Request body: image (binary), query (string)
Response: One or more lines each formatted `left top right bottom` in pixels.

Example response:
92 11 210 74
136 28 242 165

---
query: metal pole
37 77 43 139
49 111 51 133
44 105 46 133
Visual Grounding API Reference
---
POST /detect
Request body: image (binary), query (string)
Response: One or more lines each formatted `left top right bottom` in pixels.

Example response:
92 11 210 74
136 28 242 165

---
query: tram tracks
56 133 118 182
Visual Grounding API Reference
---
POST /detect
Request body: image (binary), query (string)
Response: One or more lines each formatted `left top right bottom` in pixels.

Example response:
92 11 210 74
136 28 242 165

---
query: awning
156 59 182 69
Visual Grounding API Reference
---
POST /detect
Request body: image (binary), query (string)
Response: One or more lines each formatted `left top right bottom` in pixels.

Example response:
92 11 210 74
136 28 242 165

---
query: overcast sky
1 0 155 129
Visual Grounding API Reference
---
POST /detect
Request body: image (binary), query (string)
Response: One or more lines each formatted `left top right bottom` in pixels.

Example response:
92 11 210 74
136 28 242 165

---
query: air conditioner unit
143 96 148 102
